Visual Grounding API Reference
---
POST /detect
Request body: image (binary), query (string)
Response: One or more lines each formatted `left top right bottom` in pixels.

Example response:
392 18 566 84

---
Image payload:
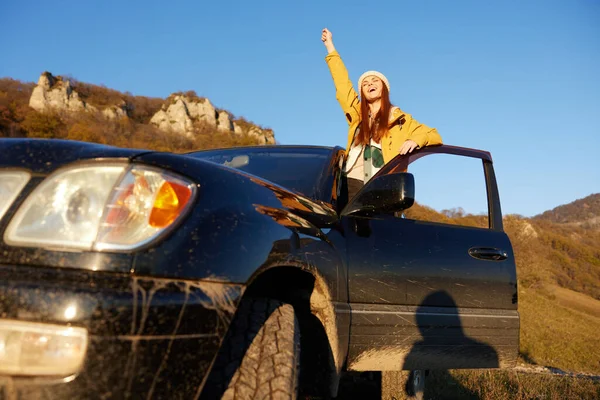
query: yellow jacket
325 51 442 163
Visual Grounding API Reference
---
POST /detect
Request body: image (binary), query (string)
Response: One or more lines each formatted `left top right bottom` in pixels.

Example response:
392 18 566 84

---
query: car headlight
0 171 31 221
4 163 196 251
0 319 88 376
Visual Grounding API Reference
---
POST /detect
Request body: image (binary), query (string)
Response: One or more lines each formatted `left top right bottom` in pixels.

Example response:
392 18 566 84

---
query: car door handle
468 247 508 261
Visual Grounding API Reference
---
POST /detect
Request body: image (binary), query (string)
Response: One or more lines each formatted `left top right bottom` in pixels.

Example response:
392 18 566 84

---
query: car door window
402 153 490 229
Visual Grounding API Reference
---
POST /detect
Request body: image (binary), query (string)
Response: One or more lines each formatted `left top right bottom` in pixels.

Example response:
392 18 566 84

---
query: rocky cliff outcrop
102 101 130 120
29 72 128 120
149 94 275 144
27 72 275 144
29 72 88 113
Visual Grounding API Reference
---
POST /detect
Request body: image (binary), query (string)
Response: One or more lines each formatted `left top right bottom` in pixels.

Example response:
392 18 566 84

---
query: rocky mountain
149 93 274 145
1 72 275 147
534 193 600 229
29 72 131 121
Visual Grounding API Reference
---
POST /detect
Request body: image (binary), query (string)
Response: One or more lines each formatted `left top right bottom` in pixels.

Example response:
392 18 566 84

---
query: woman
321 28 442 200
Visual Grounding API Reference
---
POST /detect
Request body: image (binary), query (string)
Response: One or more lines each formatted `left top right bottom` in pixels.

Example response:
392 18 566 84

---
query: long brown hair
356 84 392 146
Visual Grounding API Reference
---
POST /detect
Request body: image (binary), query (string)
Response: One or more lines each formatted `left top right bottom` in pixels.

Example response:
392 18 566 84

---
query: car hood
0 138 152 173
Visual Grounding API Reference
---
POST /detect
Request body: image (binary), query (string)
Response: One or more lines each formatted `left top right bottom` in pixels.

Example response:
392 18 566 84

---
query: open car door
340 145 519 371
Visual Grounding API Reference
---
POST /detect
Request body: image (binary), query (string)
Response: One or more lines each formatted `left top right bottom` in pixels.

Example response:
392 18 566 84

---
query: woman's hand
321 28 336 53
400 140 419 155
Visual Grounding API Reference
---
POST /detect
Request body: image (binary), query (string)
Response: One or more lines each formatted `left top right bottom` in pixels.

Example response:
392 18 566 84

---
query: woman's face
361 76 383 102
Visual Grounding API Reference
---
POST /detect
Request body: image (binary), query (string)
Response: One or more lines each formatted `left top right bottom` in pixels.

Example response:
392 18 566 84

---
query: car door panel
343 145 519 371
344 215 519 370
346 303 519 370
347 216 517 309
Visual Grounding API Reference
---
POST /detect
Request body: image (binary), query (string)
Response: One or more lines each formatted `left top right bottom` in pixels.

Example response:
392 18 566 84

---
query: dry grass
518 286 600 375
426 369 600 400
419 282 600 399
335 369 600 399
548 284 600 319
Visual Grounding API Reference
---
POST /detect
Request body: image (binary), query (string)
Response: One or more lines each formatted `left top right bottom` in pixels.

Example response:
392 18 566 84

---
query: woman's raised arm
322 28 360 125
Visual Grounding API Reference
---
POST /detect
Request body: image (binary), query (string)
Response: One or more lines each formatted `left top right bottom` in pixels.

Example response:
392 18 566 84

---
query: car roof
185 144 491 161
184 144 340 154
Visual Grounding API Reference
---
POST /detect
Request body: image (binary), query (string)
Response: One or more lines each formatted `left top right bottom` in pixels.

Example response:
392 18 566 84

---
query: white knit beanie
358 71 390 92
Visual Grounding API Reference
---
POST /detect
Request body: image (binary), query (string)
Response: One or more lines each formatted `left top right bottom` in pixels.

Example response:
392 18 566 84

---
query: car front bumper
0 264 243 399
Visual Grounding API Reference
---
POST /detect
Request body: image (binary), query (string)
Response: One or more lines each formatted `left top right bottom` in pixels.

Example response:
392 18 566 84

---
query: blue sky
1 0 598 217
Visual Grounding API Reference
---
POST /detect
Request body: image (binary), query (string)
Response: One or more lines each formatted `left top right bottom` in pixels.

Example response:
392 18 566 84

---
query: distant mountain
534 194 600 229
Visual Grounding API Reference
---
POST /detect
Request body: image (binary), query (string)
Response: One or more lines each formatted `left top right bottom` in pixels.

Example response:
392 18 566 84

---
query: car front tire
202 297 301 400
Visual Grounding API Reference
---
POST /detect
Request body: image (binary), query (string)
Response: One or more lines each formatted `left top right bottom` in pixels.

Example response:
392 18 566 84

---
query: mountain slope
0 74 274 151
534 193 600 229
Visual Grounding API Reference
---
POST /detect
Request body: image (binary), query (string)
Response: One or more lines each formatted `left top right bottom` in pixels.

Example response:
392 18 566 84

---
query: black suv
0 139 518 399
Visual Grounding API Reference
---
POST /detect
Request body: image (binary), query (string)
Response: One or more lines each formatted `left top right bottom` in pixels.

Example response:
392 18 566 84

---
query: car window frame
347 145 504 231
186 146 339 202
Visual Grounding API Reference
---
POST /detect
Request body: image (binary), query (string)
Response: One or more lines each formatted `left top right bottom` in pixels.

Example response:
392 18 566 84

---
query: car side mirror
343 172 415 215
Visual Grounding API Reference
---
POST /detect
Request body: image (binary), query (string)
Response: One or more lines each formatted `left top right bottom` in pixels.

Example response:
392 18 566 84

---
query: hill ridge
534 193 600 228
1 73 274 151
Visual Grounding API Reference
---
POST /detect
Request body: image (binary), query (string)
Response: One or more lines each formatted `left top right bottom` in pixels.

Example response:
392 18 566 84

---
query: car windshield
187 147 332 198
